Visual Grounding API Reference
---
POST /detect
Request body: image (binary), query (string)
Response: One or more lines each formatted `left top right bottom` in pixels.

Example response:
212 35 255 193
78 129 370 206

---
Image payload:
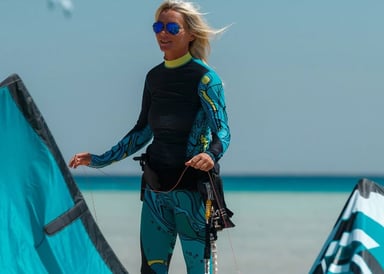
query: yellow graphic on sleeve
148 259 167 266
201 90 217 112
200 135 209 150
202 75 210 85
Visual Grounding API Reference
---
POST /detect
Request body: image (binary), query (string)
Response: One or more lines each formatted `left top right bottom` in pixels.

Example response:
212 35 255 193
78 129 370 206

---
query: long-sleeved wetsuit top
90 52 230 190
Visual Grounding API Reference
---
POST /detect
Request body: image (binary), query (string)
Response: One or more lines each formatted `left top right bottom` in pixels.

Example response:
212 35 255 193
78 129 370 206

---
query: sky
1 0 384 176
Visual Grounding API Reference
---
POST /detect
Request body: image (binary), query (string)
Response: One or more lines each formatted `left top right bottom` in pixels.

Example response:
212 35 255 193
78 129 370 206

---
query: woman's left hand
185 153 214 172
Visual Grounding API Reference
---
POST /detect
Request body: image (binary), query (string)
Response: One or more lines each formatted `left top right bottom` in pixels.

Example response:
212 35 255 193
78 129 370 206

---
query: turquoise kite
310 178 384 274
0 74 128 273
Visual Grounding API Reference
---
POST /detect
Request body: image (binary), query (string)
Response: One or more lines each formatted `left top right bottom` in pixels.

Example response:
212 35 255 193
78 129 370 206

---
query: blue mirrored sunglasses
152 21 180 35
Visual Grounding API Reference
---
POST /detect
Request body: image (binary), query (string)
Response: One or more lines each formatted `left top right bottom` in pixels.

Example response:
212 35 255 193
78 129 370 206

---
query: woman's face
154 9 195 60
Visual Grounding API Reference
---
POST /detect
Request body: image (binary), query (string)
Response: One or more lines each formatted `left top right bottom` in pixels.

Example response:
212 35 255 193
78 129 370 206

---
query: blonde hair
155 0 227 63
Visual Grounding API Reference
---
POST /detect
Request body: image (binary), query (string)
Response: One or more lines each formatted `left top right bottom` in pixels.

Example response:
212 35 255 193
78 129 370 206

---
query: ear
189 34 195 42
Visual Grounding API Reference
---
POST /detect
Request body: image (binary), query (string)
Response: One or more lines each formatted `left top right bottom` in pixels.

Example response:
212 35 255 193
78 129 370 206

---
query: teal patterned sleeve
198 71 231 161
89 125 153 168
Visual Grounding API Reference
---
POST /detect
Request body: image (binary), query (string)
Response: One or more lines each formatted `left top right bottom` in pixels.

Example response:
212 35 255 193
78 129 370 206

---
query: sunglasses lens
152 22 164 34
166 22 180 35
153 21 180 35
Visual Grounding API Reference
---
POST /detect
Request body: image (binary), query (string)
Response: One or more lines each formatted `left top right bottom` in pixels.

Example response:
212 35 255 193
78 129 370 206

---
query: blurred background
1 0 384 176
3 2 384 273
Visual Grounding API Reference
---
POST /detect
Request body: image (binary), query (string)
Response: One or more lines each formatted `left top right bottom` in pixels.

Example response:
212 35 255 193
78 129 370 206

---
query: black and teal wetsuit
89 52 230 273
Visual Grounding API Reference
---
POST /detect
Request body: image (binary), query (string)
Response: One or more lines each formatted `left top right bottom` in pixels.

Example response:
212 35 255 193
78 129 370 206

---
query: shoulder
192 59 222 88
146 62 165 78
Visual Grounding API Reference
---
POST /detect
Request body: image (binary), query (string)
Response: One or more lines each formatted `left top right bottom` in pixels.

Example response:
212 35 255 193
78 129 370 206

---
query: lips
160 40 171 45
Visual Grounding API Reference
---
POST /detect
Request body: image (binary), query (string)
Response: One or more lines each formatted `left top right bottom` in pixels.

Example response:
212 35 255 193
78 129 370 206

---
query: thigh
140 190 177 274
172 191 206 274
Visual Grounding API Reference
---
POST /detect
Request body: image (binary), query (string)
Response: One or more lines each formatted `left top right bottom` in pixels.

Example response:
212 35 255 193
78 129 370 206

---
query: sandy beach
83 191 350 274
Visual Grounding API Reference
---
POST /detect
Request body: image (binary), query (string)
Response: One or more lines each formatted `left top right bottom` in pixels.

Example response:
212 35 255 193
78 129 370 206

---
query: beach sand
83 191 349 274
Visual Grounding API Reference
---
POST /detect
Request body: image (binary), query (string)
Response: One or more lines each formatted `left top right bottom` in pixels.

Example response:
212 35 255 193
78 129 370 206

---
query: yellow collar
164 52 192 68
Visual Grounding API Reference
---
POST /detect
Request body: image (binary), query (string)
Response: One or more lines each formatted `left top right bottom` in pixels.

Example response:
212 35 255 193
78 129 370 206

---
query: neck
164 52 192 68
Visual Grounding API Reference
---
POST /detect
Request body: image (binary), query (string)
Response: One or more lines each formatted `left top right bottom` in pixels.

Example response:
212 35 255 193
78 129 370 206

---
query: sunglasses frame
152 21 181 35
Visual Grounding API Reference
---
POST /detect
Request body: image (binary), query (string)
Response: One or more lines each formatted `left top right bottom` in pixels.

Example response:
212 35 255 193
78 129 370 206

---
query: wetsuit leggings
140 188 206 274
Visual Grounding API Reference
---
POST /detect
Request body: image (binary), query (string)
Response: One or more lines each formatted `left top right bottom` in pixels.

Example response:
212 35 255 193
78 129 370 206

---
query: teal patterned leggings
140 188 206 274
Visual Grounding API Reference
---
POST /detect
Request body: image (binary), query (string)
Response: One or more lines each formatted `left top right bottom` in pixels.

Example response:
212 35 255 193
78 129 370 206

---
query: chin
159 45 172 52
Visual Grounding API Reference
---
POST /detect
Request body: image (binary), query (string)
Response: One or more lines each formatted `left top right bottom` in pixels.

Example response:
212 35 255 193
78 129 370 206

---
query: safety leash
204 181 214 274
204 178 220 274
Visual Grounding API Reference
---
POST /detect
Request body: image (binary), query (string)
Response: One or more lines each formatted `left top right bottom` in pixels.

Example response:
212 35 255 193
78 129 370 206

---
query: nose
157 30 170 37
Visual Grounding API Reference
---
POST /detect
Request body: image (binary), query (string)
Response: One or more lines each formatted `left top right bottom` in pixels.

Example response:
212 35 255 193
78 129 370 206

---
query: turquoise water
77 176 384 273
78 176 364 273
75 175 384 192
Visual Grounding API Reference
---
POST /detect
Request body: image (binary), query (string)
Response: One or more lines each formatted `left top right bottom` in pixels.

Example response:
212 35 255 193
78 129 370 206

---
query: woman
69 1 231 273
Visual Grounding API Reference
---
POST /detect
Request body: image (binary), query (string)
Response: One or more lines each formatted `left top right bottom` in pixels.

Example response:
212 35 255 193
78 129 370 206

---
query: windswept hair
155 0 228 63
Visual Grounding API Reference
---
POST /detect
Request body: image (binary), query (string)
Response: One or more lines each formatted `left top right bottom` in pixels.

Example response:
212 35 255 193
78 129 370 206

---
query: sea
76 175 384 274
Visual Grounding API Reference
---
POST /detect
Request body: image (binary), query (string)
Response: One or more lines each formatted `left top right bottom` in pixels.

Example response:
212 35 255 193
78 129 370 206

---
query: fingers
69 155 79 168
68 157 76 168
185 153 214 172
68 152 91 168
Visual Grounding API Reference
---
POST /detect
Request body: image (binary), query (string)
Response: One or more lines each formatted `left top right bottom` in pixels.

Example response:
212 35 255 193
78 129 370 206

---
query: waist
151 165 208 191
147 142 188 169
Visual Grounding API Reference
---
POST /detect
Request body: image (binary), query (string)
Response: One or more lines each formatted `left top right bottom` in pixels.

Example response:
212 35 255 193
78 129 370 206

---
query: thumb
185 158 193 166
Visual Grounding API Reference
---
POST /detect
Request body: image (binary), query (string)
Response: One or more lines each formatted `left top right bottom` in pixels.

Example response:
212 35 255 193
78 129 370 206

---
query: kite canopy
0 74 128 273
310 178 384 274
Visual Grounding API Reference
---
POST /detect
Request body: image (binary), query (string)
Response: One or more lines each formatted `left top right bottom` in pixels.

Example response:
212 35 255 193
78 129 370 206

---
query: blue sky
1 1 384 175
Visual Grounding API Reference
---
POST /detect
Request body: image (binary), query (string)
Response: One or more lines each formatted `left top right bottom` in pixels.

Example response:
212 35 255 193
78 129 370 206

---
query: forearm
89 125 153 168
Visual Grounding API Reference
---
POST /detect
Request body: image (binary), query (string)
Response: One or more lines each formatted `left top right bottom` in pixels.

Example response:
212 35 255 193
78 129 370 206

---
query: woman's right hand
68 152 91 168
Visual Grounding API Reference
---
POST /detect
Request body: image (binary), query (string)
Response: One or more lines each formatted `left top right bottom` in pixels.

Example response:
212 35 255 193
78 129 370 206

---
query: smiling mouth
160 40 171 45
